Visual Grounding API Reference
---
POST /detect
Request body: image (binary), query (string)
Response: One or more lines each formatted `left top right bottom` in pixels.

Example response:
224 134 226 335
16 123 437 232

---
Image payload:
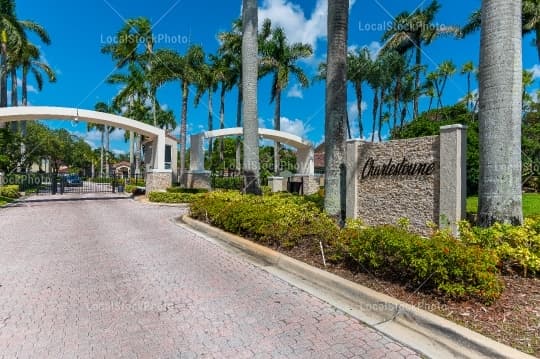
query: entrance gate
8 173 120 195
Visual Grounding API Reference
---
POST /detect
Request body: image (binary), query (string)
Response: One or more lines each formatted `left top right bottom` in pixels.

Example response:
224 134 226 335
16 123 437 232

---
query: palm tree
461 61 476 111
107 63 149 175
94 102 120 175
382 1 457 119
102 17 154 175
347 48 371 138
260 22 313 174
151 45 204 181
211 53 236 165
242 0 261 195
324 0 349 218
478 0 523 226
219 19 244 172
0 0 24 112
463 1 540 61
194 57 219 154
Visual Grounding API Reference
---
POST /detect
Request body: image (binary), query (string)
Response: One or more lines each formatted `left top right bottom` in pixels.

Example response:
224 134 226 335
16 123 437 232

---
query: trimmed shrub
148 191 202 204
0 185 20 199
211 176 243 190
460 218 540 277
339 223 503 304
190 191 340 250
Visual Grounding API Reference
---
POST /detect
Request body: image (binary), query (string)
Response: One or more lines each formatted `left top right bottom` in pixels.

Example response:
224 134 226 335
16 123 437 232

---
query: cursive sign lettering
361 157 435 179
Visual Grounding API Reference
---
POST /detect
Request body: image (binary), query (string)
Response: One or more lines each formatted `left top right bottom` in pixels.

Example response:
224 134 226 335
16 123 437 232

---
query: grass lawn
467 193 540 217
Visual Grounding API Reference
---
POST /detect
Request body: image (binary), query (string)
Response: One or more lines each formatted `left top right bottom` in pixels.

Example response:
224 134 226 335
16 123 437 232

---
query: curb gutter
180 215 535 359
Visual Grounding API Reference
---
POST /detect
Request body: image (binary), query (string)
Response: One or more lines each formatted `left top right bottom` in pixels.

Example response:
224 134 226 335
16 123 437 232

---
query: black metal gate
7 173 119 195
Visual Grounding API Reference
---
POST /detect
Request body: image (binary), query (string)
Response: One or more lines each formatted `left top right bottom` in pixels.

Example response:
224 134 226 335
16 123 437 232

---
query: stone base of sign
346 125 467 235
145 170 172 195
184 170 211 190
268 177 285 192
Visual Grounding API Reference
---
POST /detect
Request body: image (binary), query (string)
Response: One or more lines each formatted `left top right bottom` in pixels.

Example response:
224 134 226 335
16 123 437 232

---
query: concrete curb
180 215 535 359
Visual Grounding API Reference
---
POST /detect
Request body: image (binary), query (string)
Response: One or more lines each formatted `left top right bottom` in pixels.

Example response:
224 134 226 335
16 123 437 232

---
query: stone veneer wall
146 171 172 194
353 136 440 233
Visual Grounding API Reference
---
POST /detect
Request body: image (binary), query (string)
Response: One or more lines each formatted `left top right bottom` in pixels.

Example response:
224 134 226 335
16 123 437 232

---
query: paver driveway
0 194 421 358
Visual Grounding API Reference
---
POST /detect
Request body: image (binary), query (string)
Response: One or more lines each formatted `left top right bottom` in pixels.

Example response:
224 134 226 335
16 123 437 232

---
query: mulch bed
276 243 540 357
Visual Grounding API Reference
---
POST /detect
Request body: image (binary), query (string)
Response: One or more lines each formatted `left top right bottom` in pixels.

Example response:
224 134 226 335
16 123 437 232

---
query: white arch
0 106 168 171
190 127 314 175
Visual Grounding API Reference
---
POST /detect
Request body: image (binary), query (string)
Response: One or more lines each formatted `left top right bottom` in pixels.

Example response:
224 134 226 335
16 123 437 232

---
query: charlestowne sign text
361 157 436 179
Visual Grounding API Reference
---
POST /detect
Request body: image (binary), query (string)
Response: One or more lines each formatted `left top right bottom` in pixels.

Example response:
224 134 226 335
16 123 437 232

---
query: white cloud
528 64 540 80
367 41 382 59
109 128 126 141
259 0 327 51
112 149 126 155
287 83 304 99
280 116 312 138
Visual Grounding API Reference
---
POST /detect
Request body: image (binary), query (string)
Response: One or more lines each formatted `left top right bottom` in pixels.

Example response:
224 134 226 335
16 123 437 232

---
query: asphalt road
0 193 420 358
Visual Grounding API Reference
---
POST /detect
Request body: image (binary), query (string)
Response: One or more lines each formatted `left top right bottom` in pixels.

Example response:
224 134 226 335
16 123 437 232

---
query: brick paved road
0 194 421 358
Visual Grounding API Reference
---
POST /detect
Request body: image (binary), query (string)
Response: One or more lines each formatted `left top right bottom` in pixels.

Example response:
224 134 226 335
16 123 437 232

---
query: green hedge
190 191 339 249
0 185 20 199
189 191 507 304
148 191 202 204
211 176 243 190
339 222 503 304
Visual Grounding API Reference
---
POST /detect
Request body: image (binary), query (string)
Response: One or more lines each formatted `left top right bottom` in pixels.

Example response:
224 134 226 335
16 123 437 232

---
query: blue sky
16 0 539 154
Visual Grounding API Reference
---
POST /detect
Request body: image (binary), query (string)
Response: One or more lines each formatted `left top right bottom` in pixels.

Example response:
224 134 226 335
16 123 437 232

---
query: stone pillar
189 134 205 172
289 174 322 195
268 176 285 192
439 124 467 235
184 171 211 190
297 147 315 175
345 140 361 219
151 130 168 171
0 172 4 188
145 170 172 195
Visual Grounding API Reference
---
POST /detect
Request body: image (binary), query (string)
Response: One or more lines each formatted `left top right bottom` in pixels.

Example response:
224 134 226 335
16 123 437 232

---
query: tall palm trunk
236 80 242 172
536 23 540 63
21 66 28 136
219 84 226 163
273 87 281 174
371 89 379 142
9 68 18 133
179 80 189 181
478 0 523 226
0 41 7 109
354 83 363 138
208 89 214 154
242 0 261 194
413 42 421 119
324 0 348 218
100 130 105 177
129 131 135 176
104 125 110 176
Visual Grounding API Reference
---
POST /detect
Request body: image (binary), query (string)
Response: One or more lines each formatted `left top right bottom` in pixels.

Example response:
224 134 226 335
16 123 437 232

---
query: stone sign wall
346 125 467 234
